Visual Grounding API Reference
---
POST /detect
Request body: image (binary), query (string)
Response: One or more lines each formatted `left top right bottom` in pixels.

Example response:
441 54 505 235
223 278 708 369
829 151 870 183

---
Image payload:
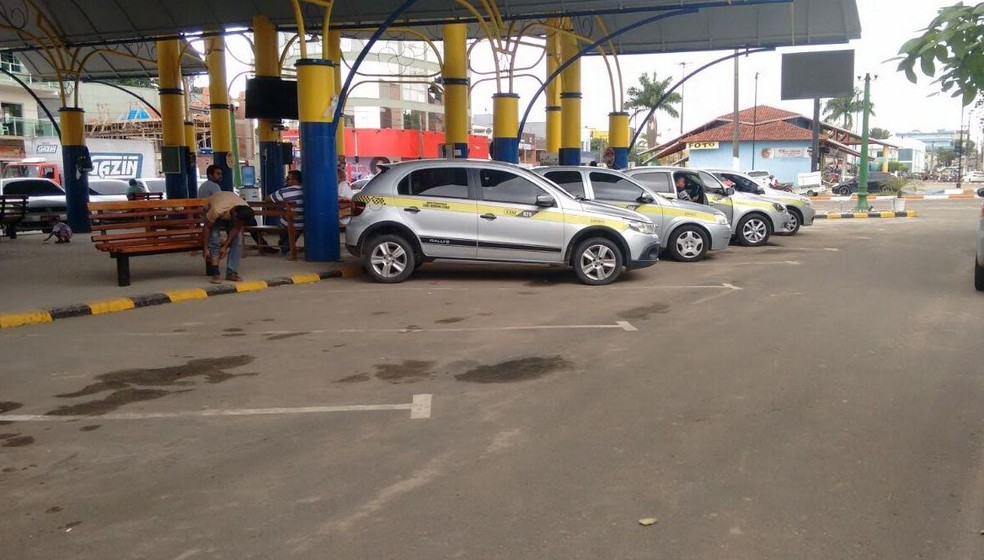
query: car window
89 181 129 195
397 168 470 199
631 171 673 193
720 173 759 193
543 170 585 198
3 179 62 196
697 171 727 193
479 169 544 205
589 172 645 202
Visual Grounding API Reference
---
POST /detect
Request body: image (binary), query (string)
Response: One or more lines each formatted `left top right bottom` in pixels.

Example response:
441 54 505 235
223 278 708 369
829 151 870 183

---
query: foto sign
688 142 719 150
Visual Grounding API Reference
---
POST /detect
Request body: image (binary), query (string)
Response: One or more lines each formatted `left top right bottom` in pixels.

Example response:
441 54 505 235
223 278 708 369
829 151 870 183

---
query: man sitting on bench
269 169 304 255
204 191 256 283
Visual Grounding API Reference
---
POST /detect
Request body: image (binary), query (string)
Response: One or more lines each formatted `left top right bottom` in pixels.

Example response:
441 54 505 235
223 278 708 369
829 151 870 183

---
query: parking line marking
410 394 433 419
611 283 742 291
336 322 636 334
0 395 431 422
617 321 638 332
699 260 801 266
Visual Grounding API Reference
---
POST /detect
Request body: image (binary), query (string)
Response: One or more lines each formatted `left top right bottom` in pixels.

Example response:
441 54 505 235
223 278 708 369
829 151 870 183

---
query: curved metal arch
517 7 699 141
0 66 61 138
629 47 773 151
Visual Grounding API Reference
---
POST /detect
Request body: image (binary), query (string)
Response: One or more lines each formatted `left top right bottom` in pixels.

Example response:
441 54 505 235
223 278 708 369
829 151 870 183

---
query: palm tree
625 73 682 148
823 88 875 132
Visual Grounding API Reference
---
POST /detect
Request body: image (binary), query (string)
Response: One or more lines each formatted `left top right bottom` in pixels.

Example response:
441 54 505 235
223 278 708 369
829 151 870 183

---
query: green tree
625 73 681 149
822 88 873 131
870 127 892 139
936 146 956 166
955 138 976 155
897 2 984 106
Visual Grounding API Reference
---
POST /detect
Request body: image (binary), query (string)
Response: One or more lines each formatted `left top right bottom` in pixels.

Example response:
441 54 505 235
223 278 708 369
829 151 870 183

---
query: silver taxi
534 166 731 262
707 169 816 235
624 167 792 247
346 159 661 285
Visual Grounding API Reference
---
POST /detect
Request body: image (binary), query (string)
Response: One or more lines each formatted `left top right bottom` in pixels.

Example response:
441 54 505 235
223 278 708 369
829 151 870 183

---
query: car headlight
629 220 658 235
772 202 787 212
803 199 813 206
715 214 729 225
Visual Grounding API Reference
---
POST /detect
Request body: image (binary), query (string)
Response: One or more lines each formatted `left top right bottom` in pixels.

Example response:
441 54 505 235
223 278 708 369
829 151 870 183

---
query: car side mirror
535 194 556 207
756 187 766 195
725 187 735 197
637 193 655 204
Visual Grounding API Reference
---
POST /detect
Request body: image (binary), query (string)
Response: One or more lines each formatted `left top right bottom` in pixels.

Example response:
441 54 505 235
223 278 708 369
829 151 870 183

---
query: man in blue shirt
270 169 304 255
198 165 224 198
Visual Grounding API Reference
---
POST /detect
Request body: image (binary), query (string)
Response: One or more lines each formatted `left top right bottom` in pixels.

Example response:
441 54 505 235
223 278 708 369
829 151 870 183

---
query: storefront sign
687 142 719 150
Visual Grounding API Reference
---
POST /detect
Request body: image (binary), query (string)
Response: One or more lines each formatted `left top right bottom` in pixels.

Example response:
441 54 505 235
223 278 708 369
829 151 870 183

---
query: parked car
351 178 371 193
87 178 131 196
346 159 661 285
963 171 984 183
0 177 126 230
977 204 984 291
623 167 792 247
136 178 167 196
832 171 895 196
534 166 731 262
707 169 816 235
745 169 774 188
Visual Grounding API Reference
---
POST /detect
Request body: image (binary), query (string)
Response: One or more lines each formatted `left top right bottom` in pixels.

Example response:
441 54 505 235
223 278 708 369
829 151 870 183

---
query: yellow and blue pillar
184 120 197 197
329 31 344 163
158 40 188 199
545 24 562 156
296 58 338 261
492 93 519 163
253 15 284 199
206 36 234 191
559 26 582 165
609 111 629 170
59 107 89 233
443 24 469 158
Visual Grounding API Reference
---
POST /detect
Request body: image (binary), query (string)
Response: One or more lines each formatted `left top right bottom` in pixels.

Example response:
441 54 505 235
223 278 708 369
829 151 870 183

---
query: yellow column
545 21 562 156
492 93 520 163
443 24 469 158
608 111 630 169
328 31 344 155
559 23 581 165
158 39 188 198
254 15 284 197
206 36 233 190
59 107 89 232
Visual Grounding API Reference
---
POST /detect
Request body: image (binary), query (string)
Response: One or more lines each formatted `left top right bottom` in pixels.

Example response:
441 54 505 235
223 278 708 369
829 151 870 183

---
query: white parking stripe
0 395 432 422
337 322 637 334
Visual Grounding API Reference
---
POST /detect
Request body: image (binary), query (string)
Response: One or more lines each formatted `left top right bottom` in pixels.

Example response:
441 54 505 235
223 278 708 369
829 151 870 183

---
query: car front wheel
779 209 802 235
573 237 623 285
736 214 771 247
364 234 416 283
668 225 708 262
837 186 852 196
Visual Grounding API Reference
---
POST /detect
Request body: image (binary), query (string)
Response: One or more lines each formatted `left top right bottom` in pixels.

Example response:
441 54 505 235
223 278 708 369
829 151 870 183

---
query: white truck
3 137 157 184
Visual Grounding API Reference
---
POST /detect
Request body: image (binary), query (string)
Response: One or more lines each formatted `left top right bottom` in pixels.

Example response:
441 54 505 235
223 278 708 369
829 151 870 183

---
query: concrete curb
0 266 363 330
815 210 917 220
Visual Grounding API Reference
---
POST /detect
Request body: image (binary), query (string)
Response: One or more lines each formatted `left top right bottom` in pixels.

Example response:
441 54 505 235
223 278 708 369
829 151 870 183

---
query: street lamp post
752 72 759 169
957 105 966 190
855 73 875 212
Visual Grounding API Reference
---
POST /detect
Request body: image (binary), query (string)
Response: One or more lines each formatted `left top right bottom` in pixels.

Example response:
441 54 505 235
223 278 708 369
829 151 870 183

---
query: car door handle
480 213 497 221
403 206 420 214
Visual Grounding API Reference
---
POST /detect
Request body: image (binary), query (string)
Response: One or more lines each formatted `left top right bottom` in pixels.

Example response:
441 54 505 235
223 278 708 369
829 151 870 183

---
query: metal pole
811 98 821 172
855 73 873 212
732 49 740 170
752 72 758 169
679 62 688 135
957 105 965 190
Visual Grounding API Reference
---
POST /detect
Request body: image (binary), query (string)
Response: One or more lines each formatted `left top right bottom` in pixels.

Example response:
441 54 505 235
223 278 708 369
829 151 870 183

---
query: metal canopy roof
0 0 859 79
14 42 207 81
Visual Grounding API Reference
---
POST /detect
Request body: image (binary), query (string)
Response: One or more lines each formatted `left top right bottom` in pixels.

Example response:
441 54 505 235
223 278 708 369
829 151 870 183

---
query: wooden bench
89 199 207 286
127 191 165 201
242 198 353 261
0 194 28 240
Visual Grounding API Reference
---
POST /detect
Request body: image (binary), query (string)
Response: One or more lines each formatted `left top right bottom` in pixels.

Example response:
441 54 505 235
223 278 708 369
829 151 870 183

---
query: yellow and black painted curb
816 210 917 220
0 267 362 330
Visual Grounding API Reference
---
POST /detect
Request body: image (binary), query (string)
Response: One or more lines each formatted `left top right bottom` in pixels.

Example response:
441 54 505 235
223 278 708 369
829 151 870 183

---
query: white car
963 171 984 183
708 169 816 235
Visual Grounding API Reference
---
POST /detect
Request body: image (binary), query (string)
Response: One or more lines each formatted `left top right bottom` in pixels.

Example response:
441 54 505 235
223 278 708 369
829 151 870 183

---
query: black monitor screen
244 77 299 120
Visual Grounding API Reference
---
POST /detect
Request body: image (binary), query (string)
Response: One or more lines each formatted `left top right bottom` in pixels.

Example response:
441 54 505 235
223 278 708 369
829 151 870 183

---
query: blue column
260 140 284 200
297 58 339 262
59 107 90 233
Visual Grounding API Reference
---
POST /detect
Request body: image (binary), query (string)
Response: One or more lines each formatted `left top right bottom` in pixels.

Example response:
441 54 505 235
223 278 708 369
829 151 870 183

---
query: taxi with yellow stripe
346 160 661 285
707 169 816 235
534 166 731 262
624 167 792 247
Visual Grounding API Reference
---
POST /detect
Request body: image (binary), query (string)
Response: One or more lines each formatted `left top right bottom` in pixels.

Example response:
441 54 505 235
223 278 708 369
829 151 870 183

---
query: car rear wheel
364 234 416 283
976 257 984 291
573 237 623 285
736 214 771 247
668 225 708 262
779 209 802 235
837 185 852 196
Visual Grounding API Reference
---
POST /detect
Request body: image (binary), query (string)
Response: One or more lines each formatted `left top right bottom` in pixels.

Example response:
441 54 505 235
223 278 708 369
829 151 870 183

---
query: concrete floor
2 198 984 559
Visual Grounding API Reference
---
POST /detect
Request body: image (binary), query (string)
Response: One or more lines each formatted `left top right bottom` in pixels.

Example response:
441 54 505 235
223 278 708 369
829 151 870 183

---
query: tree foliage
625 73 682 147
869 127 892 139
897 2 984 106
822 88 873 131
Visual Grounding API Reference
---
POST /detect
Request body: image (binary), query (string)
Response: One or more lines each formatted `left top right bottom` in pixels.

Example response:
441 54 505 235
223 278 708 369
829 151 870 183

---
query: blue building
647 105 893 183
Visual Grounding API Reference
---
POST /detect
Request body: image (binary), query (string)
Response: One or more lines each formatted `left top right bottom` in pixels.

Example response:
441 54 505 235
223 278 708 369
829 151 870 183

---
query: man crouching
203 191 256 283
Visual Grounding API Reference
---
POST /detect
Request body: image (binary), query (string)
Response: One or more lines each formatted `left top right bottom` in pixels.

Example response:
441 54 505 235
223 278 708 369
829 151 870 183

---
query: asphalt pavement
2 198 984 559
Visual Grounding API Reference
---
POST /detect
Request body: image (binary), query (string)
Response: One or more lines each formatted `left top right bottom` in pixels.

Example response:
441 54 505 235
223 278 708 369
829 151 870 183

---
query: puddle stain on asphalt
336 373 370 384
79 425 101 432
618 303 670 320
223 328 244 333
45 356 257 417
266 332 309 341
2 435 35 447
0 402 23 414
434 317 464 324
46 506 62 514
455 356 573 384
373 360 436 383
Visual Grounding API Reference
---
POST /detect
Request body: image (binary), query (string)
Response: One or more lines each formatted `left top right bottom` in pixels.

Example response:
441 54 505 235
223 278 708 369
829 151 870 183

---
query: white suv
346 160 661 285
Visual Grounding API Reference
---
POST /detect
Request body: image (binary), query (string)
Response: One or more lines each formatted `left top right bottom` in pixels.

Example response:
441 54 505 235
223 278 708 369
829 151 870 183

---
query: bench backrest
89 199 207 235
246 200 297 224
0 195 28 221
127 191 165 201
